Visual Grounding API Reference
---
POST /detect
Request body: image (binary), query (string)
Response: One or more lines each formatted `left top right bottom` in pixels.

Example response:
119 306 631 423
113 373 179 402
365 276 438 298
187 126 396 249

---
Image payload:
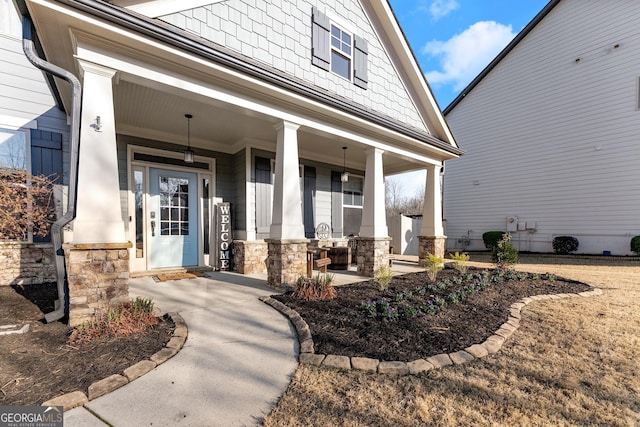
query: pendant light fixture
341 146 349 183
184 113 194 163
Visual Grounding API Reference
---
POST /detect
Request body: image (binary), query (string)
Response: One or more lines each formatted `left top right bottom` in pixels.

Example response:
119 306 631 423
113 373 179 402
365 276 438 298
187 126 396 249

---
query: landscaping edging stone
260 287 603 376
42 312 187 410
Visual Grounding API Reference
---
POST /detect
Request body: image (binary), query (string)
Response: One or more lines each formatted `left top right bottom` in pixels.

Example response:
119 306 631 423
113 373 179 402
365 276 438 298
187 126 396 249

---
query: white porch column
420 164 444 236
270 121 304 239
72 61 125 243
419 163 446 259
359 148 388 237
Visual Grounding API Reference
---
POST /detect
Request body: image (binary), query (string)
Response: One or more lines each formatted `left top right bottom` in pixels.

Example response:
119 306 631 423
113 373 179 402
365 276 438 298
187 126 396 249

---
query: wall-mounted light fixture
184 113 194 163
341 146 349 183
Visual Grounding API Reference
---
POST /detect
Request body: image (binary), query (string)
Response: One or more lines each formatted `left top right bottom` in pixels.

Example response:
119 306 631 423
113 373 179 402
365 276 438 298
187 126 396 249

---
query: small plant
482 231 505 250
69 297 158 343
293 273 336 301
630 235 640 256
424 253 444 282
492 233 519 269
553 236 579 254
374 266 393 291
450 251 470 274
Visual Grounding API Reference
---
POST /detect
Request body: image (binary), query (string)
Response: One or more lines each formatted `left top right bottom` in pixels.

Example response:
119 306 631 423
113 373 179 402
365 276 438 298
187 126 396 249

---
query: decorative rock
351 357 379 372
521 297 534 304
150 347 178 365
299 339 314 353
510 302 525 310
165 336 185 350
378 361 409 375
124 360 157 382
322 354 351 370
465 344 488 358
406 359 434 374
495 326 515 340
449 350 474 365
509 308 522 319
426 353 453 369
483 336 505 355
88 374 128 400
299 353 325 365
173 325 188 338
43 391 88 410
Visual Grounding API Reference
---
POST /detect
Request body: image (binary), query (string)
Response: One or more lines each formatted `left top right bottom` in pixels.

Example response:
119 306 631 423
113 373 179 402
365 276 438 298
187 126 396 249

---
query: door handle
151 220 156 236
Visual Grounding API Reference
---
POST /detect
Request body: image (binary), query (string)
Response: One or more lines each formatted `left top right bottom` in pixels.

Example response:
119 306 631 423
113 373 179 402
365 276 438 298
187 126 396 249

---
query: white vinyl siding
444 0 640 255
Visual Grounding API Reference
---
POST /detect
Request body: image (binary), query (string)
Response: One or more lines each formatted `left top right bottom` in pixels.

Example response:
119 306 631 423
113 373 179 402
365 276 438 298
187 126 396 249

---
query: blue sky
386 0 549 197
388 0 549 108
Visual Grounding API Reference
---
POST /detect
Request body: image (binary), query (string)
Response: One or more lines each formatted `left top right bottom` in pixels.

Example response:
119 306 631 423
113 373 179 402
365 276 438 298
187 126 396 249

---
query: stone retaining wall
418 235 446 262
0 242 56 285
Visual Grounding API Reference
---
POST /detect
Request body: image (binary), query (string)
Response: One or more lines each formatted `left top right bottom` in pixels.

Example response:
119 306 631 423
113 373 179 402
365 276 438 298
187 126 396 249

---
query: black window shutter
353 35 368 89
311 7 330 71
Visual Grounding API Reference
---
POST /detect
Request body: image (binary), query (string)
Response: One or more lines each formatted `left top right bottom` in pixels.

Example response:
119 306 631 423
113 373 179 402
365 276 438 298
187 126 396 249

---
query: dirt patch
273 267 590 361
0 283 173 406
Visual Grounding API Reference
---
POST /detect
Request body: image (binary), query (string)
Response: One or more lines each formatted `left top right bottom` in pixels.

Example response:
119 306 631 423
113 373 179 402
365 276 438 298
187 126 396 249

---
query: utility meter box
506 216 518 232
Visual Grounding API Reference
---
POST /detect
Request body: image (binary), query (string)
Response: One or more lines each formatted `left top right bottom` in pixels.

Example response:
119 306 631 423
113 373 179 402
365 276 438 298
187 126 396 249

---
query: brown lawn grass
264 254 640 426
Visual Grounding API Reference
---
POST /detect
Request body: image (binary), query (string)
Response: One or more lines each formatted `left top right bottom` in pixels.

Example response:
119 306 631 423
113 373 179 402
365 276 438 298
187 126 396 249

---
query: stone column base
418 236 446 264
356 237 391 277
266 239 309 290
232 240 268 274
63 242 131 327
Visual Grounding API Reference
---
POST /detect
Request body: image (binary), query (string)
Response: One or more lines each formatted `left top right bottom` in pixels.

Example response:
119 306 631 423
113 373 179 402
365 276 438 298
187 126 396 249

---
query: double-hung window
0 127 28 171
330 24 352 80
312 7 369 89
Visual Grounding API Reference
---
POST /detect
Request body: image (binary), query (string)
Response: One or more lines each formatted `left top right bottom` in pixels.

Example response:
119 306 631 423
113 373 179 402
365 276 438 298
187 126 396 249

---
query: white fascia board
127 0 227 19
364 0 458 148
75 37 452 165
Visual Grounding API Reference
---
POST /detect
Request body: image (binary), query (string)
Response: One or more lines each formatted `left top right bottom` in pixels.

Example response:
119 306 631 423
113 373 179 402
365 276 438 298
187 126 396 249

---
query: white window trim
330 23 354 82
343 174 363 208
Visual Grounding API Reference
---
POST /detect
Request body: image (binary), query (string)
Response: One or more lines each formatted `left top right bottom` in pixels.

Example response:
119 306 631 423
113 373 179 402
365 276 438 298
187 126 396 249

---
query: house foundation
266 239 308 290
418 236 446 263
233 240 268 274
63 242 131 327
356 237 391 277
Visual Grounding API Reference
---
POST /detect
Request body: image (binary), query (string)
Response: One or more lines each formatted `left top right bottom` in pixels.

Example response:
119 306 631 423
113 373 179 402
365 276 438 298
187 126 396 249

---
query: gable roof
443 0 560 115
18 0 462 156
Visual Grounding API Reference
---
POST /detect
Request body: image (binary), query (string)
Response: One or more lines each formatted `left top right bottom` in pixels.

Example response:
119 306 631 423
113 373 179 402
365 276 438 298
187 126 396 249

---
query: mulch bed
273 267 591 362
0 283 173 406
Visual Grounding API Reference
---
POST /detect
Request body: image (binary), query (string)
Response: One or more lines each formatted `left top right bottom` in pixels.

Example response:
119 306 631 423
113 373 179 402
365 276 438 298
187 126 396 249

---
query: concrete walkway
63 272 299 426
62 259 424 426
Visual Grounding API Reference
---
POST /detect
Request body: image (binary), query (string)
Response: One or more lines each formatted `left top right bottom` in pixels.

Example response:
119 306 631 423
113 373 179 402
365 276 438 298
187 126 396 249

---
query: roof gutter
54 0 462 156
22 15 81 323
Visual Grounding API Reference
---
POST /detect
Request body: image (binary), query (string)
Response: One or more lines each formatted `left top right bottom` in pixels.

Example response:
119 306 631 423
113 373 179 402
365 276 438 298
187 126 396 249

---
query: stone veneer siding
233 240 268 274
418 236 446 263
64 243 131 327
0 242 56 285
266 239 308 290
355 237 391 277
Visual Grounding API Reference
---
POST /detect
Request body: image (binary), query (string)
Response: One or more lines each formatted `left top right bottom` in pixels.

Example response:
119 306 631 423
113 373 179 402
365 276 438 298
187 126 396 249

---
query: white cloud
428 0 459 20
423 21 516 91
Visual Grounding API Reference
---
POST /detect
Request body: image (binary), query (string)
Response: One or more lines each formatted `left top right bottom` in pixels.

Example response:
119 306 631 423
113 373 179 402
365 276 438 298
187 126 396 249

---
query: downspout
22 15 81 323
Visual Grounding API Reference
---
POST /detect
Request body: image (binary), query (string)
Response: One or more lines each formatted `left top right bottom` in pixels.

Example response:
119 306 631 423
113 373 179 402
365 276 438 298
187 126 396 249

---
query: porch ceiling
114 80 427 174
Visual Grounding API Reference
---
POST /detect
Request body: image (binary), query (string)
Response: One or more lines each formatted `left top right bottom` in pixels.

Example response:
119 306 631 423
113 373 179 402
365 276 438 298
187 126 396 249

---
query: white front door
149 168 198 268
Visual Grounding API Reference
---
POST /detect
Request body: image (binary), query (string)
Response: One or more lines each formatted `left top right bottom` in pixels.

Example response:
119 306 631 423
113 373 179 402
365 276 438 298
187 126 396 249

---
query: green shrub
631 235 640 256
483 231 505 249
491 233 518 269
552 236 579 254
450 251 470 274
374 266 393 291
424 253 444 281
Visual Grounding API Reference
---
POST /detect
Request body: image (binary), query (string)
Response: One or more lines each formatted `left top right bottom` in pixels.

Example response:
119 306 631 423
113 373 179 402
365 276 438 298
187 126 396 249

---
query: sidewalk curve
63 271 298 426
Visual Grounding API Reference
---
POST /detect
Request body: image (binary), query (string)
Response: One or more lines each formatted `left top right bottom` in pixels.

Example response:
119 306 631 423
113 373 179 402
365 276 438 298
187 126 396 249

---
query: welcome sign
216 202 232 270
